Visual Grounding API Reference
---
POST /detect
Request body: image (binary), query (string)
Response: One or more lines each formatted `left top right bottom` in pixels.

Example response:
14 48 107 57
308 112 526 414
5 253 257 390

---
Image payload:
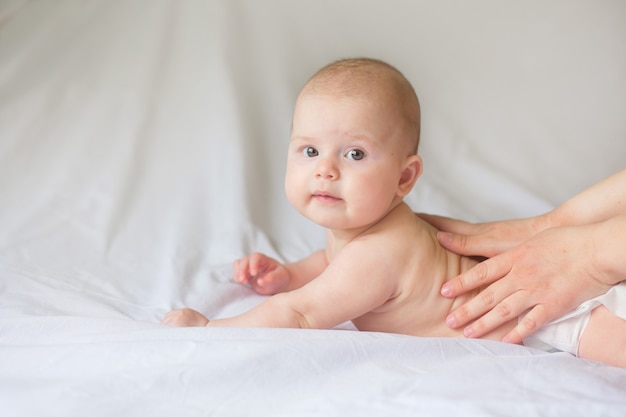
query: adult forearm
548 168 626 227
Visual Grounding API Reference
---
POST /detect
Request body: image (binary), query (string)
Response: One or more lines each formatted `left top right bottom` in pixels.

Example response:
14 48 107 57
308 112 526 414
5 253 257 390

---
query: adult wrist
591 215 626 286
536 210 561 232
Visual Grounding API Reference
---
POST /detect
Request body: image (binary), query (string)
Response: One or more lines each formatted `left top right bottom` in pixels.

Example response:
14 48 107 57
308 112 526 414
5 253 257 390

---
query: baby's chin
300 210 373 233
297 210 347 230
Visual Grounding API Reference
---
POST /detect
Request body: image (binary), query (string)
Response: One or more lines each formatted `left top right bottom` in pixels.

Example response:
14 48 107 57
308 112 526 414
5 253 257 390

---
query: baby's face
285 92 409 231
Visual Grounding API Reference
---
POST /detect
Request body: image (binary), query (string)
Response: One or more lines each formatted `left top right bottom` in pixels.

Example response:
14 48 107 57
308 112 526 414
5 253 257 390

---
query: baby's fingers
233 257 253 284
247 252 271 276
233 253 279 287
249 273 274 294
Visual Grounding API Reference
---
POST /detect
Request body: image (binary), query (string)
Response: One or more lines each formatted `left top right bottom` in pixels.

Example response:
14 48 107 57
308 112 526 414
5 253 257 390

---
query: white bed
1 1 625 416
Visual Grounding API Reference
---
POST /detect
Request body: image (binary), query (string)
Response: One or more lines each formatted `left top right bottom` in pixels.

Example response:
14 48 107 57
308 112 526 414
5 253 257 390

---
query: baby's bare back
350 205 515 341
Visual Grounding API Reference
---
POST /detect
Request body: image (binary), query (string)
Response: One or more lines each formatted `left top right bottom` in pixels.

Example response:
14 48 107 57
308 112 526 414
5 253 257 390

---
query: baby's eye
302 146 319 158
345 148 366 161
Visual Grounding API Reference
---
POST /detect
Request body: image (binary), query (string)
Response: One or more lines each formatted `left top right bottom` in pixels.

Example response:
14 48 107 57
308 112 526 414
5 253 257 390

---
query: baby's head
297 58 421 155
286 58 423 231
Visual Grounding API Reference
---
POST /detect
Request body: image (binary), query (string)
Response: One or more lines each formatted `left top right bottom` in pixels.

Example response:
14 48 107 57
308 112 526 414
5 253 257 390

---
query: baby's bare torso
340 203 515 341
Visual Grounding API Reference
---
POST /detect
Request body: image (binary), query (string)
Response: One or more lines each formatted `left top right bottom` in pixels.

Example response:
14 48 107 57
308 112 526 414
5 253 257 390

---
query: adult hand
440 223 615 344
419 213 549 258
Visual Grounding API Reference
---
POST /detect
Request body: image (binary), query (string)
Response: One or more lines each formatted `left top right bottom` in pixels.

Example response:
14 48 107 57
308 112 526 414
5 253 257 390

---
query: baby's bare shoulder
370 205 435 246
344 208 434 268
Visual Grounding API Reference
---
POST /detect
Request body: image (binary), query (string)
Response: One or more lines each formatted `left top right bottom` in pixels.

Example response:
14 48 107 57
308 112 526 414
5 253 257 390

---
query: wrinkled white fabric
525 282 626 355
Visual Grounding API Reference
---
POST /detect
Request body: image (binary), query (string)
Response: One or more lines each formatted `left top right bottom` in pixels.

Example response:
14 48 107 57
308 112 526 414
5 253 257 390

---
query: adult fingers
418 213 477 234
443 257 513 328
501 304 553 344
460 290 537 339
441 254 511 298
437 231 503 258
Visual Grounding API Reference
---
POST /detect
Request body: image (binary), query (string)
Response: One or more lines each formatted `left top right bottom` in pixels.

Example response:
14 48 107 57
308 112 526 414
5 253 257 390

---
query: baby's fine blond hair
301 58 421 154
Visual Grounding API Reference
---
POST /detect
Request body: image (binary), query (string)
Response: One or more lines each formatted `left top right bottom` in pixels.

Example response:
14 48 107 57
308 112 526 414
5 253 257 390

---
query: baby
164 58 626 367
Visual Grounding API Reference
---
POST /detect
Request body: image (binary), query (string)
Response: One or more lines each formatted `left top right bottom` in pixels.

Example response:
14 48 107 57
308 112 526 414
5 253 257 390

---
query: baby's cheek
284 176 306 209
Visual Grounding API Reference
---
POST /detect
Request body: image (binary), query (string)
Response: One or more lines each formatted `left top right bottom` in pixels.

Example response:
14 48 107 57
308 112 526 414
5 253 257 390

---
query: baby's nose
315 158 339 180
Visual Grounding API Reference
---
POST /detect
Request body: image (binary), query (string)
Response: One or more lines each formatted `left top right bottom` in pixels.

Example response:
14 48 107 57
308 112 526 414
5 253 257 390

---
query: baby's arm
233 249 328 295
208 239 398 330
163 250 330 328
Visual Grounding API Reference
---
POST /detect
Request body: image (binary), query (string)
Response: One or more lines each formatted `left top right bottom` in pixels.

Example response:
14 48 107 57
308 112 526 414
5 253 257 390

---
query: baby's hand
233 252 290 295
162 308 210 327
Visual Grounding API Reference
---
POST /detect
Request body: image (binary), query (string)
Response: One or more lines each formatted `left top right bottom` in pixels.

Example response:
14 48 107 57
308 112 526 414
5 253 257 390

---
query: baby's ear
397 155 423 196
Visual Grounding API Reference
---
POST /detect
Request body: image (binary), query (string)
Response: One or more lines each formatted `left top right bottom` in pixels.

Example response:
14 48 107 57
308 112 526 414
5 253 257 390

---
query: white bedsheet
1 1 625 416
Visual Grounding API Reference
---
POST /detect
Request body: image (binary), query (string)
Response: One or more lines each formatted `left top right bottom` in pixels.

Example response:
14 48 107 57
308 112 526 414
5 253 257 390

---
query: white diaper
523 281 626 355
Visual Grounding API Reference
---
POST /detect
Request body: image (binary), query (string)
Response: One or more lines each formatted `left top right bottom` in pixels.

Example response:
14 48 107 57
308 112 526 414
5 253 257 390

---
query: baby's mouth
312 191 342 202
